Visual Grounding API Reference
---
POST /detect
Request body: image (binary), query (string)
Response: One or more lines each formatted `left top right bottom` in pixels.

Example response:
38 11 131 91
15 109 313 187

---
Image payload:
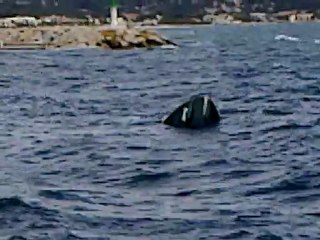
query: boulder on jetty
98 28 176 49
0 25 176 50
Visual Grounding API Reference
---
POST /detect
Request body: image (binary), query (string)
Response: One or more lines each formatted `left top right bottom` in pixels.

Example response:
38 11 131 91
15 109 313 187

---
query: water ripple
0 23 319 239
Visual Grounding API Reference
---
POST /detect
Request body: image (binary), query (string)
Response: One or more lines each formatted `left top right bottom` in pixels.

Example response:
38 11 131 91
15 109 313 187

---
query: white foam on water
160 44 178 50
275 34 300 42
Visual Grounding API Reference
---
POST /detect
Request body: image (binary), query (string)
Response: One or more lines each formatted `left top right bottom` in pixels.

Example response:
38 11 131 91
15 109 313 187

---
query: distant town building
1 0 320 18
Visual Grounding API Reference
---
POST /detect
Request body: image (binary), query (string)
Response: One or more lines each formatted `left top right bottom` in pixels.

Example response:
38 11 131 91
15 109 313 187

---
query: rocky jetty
0 25 176 50
98 28 176 49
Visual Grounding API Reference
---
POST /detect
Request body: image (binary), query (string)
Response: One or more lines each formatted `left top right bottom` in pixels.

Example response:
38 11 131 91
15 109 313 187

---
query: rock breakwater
98 28 176 49
0 25 176 50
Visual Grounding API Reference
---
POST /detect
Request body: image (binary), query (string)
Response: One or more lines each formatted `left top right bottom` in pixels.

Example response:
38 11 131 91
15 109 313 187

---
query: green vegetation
1 0 320 18
111 0 118 7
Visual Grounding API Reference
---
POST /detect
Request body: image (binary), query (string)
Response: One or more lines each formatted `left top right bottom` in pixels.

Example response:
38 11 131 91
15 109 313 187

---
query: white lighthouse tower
110 0 118 27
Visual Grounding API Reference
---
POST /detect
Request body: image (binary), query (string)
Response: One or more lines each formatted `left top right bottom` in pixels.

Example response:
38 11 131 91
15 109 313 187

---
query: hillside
1 0 320 18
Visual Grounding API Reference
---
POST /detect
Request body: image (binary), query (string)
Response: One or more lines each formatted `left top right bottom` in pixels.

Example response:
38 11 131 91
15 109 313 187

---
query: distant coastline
157 10 318 25
0 9 319 29
0 10 318 50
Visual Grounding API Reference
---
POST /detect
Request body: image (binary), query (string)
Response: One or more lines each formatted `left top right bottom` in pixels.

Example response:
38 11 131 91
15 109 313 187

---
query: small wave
245 173 318 197
256 233 283 240
126 145 150 150
42 63 59 68
7 236 27 240
38 189 93 204
161 44 178 50
282 192 320 203
0 196 59 216
127 171 173 186
0 196 63 236
220 107 250 114
219 96 243 102
314 39 320 44
259 122 312 133
64 76 84 81
95 69 106 73
275 35 300 42
220 230 252 239
34 149 52 156
223 169 265 180
67 230 105 240
271 62 289 70
306 212 320 217
262 109 293 116
0 197 30 210
174 189 199 197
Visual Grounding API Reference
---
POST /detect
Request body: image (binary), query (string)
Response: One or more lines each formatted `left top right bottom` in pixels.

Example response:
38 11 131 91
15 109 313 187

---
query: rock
118 38 130 48
0 25 176 50
122 30 139 44
105 28 175 49
145 34 165 46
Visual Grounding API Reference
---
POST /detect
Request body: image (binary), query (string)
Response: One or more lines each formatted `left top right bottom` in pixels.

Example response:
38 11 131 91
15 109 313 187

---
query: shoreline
1 9 320 29
105 20 320 29
1 19 318 29
0 20 318 51
0 25 177 50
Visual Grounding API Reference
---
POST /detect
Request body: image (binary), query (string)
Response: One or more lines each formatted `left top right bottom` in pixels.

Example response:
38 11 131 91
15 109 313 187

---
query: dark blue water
0 23 320 240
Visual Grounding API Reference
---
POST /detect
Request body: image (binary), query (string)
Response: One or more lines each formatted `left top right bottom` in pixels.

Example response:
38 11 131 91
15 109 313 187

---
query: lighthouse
110 0 118 27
